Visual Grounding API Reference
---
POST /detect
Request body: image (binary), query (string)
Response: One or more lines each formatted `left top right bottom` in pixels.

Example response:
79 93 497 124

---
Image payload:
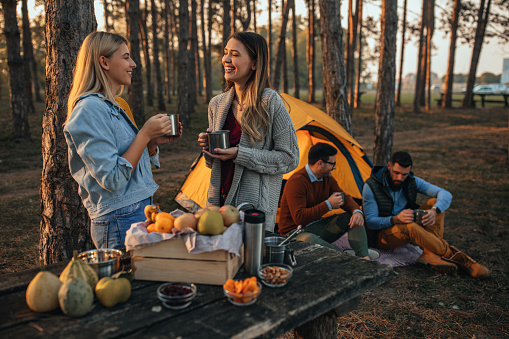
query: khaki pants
377 198 453 257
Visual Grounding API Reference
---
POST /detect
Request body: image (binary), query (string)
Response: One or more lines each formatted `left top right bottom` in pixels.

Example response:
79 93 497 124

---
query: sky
30 0 509 80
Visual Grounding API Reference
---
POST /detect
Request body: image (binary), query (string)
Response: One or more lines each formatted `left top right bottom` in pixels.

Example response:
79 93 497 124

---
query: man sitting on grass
278 143 372 260
362 151 489 278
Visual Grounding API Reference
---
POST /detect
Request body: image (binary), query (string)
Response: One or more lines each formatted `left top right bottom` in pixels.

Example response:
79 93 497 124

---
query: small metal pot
208 130 230 154
78 249 123 279
264 236 297 267
166 114 179 136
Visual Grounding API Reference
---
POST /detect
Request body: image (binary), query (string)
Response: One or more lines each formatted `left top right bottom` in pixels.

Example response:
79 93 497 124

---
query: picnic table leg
294 296 361 339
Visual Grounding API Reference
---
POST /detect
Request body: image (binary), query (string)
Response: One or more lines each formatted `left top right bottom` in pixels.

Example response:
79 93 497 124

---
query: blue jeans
90 197 152 249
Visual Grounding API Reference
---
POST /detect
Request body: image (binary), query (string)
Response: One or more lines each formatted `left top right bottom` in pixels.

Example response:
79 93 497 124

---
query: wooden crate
131 238 244 285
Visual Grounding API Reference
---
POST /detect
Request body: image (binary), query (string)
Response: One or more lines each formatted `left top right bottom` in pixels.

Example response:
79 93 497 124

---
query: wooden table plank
0 241 393 339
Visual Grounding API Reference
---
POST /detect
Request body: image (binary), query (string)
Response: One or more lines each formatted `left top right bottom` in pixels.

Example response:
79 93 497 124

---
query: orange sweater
278 167 360 235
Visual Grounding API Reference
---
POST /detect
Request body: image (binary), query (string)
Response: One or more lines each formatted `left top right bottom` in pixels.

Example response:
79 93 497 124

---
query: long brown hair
225 32 271 144
67 31 128 121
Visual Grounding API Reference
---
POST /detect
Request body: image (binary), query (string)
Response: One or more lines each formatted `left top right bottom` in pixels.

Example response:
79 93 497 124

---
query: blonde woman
64 32 182 249
198 32 299 231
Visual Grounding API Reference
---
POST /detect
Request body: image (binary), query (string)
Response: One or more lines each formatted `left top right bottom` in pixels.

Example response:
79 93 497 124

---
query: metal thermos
243 209 265 275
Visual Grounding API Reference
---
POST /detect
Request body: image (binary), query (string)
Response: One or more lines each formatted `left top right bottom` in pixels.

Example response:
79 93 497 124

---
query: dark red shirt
220 107 242 200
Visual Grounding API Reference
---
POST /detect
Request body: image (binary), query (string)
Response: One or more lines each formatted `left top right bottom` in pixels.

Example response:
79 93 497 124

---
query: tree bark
169 0 177 96
140 4 153 107
127 0 145 125
353 0 363 108
2 0 30 139
179 0 192 127
103 0 112 31
164 0 172 103
425 0 434 111
151 0 166 111
40 0 96 264
21 0 35 116
413 0 427 113
346 0 358 111
291 0 299 99
273 0 293 91
222 0 231 89
268 0 272 77
395 0 406 107
201 0 212 103
194 0 202 97
189 0 198 107
442 0 461 108
307 0 315 103
253 0 257 32
373 0 397 166
319 0 352 135
462 0 491 108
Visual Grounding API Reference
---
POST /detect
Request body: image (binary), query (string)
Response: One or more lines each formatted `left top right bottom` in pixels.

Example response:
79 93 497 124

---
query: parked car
472 84 507 95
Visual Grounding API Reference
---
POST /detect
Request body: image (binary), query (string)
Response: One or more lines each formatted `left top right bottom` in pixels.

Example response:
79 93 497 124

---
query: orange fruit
154 212 174 233
146 223 156 233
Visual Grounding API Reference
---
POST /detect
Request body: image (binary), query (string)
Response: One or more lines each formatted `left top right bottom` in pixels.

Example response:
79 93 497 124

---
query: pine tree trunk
164 0 173 103
201 0 212 103
222 0 231 89
140 4 153 107
319 0 352 135
253 0 257 32
151 0 166 111
354 0 363 109
179 0 191 127
231 0 235 33
442 0 460 108
413 0 426 113
373 0 397 166
193 0 202 97
206 0 213 100
268 0 272 77
291 1 299 99
395 0 407 107
307 0 315 103
103 0 112 31
346 0 358 111
425 0 434 111
41 0 96 264
462 0 491 108
189 0 197 107
273 0 293 91
170 1 177 96
419 35 427 107
21 0 35 116
2 0 29 139
127 0 145 125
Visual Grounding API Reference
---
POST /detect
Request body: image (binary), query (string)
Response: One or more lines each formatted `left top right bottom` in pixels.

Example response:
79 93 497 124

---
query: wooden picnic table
474 93 509 108
0 240 393 339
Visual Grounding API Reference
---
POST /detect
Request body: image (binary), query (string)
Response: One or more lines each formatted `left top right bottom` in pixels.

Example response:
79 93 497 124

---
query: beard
386 170 403 191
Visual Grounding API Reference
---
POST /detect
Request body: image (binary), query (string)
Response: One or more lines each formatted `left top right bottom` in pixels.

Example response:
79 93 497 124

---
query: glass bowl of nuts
157 282 197 310
258 263 293 288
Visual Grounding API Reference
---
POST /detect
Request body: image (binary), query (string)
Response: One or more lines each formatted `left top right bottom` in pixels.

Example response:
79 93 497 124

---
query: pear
197 211 224 235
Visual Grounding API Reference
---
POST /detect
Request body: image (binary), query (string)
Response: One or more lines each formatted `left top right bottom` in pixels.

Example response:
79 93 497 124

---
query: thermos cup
243 209 265 275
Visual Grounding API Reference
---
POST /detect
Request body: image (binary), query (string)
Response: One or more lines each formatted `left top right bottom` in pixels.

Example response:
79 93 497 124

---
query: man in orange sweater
279 143 370 259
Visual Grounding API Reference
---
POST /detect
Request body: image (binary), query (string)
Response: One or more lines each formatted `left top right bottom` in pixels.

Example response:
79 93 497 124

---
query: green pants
295 213 369 257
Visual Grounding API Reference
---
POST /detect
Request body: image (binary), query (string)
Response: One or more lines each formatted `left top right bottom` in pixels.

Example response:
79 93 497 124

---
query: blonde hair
66 31 129 121
225 32 271 144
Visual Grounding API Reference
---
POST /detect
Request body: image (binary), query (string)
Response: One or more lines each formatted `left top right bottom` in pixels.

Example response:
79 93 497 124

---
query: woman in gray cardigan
198 32 299 231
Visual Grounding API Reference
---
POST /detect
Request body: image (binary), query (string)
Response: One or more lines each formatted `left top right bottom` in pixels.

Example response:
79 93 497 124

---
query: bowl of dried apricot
258 263 293 287
223 277 262 306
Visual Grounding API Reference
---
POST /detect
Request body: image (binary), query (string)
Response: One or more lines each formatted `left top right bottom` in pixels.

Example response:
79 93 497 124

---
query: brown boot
444 246 490 279
416 249 458 274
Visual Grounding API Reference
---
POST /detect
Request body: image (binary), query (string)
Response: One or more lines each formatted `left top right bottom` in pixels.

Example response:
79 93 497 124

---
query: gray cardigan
205 88 299 231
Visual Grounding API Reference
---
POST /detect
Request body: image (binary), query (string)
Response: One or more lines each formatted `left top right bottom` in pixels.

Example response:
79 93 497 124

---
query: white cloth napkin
125 209 244 257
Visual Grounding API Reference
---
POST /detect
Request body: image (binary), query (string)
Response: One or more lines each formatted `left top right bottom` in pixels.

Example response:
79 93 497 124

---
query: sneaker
343 248 380 260
416 250 458 274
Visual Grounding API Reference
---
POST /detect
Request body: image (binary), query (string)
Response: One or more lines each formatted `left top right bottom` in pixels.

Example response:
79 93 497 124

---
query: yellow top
115 97 157 156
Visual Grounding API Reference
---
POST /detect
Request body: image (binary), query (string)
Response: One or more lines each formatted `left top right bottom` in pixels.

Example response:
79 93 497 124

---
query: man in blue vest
363 151 489 278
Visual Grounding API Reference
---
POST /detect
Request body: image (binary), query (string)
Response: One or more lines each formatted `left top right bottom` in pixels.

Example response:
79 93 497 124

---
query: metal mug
167 114 179 136
264 236 297 267
208 130 230 154
414 209 428 226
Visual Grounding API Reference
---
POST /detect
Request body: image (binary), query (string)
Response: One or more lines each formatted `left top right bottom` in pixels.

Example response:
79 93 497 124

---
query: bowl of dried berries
258 264 293 288
157 282 197 310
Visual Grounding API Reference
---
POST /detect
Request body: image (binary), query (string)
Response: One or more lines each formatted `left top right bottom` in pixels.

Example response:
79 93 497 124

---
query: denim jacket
64 93 159 219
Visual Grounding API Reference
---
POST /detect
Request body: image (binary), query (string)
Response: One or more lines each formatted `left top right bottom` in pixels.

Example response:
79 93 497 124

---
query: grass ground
0 90 507 337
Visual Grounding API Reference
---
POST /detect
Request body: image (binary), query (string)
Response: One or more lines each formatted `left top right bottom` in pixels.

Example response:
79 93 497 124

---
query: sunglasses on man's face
323 160 336 167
